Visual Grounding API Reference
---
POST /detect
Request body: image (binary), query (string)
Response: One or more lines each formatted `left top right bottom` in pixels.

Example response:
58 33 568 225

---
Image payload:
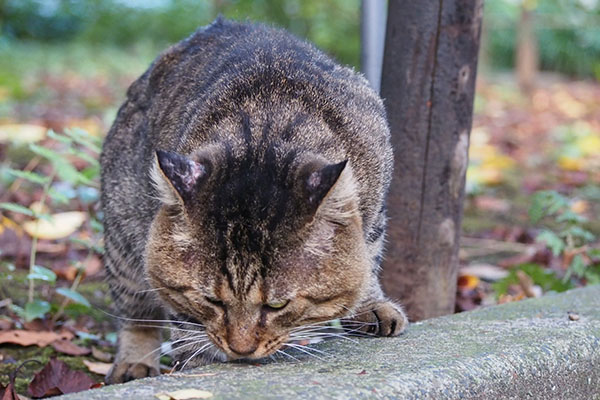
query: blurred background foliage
0 0 599 78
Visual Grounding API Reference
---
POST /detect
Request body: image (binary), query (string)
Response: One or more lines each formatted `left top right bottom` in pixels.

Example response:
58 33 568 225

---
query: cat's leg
104 238 163 383
106 324 162 383
344 209 408 337
346 276 408 337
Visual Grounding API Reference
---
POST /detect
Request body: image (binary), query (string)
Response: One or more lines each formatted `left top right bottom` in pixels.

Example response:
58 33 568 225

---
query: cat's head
145 142 370 361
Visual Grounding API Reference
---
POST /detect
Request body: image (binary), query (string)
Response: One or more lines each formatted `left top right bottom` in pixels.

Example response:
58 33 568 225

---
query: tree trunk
380 0 483 321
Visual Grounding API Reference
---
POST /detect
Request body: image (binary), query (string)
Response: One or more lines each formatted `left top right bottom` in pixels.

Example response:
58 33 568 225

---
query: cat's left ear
151 150 209 205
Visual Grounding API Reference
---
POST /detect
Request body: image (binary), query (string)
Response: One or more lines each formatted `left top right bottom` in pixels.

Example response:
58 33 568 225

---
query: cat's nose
228 342 258 356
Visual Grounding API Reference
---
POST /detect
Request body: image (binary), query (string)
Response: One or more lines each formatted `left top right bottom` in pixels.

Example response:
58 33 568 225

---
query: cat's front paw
344 301 408 337
106 362 159 384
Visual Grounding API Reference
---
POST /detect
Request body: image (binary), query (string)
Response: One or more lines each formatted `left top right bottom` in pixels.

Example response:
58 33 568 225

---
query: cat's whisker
290 332 359 344
283 343 327 361
99 309 206 329
275 349 300 362
134 287 168 294
136 335 209 363
132 323 208 335
180 342 214 371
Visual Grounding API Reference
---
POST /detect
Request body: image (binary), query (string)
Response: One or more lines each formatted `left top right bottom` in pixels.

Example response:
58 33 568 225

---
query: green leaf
560 226 596 244
492 263 573 297
10 304 25 319
588 248 600 259
25 300 51 322
569 254 586 278
63 128 102 154
556 209 587 224
529 190 568 222
6 168 49 185
0 202 34 216
47 129 73 145
56 287 91 308
67 147 100 167
48 188 70 205
27 265 57 284
536 230 565 256
29 143 62 162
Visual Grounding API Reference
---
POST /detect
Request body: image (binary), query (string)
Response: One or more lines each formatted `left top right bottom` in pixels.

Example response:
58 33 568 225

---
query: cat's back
101 18 392 247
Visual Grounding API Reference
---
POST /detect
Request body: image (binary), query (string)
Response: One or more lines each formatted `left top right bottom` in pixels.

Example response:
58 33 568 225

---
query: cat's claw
106 362 159 384
345 301 408 337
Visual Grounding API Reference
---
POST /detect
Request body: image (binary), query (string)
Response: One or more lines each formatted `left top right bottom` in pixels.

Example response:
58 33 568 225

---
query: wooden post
380 0 483 321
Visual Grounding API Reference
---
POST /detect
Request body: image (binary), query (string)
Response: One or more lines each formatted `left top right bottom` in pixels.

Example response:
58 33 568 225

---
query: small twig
51 254 90 324
2 156 41 202
516 270 536 298
27 171 56 304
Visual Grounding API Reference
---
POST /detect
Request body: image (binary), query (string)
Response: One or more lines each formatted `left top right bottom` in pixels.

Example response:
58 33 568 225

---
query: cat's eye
205 296 225 308
264 300 289 311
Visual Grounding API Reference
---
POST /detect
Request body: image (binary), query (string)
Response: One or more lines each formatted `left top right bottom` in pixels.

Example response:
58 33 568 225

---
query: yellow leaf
558 156 584 172
570 200 588 214
576 134 600 156
0 124 46 144
155 389 213 400
66 117 103 137
23 211 86 240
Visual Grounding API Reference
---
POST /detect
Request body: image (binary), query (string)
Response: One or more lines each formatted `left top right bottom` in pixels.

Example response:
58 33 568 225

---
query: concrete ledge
63 286 600 399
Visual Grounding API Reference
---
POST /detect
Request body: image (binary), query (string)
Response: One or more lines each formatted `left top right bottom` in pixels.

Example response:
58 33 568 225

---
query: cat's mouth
206 330 288 361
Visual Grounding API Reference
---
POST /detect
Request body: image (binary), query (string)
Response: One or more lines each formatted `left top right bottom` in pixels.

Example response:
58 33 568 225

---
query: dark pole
380 0 483 320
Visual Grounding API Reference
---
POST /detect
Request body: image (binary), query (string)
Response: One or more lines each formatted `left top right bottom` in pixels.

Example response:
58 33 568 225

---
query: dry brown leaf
23 212 86 240
0 330 73 347
91 346 113 363
51 339 91 356
28 358 96 398
155 389 213 400
82 360 112 376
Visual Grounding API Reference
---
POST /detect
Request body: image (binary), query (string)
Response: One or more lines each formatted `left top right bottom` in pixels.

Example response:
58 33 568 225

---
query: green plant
529 190 600 283
0 128 102 322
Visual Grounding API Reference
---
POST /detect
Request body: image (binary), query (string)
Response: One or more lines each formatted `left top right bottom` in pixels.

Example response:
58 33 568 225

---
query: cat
100 17 407 384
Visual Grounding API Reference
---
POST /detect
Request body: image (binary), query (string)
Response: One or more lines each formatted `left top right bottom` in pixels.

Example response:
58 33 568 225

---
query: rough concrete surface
61 286 600 399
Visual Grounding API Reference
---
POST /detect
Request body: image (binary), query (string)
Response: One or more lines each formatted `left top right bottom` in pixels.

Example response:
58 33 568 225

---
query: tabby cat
100 18 407 384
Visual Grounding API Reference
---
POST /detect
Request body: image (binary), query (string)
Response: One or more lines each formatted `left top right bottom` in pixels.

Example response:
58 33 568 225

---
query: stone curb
61 286 600 399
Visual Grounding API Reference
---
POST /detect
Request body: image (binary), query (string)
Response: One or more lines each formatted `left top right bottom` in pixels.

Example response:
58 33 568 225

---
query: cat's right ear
151 150 209 205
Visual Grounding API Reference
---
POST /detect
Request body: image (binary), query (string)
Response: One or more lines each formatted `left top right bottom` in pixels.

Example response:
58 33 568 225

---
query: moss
0 344 106 396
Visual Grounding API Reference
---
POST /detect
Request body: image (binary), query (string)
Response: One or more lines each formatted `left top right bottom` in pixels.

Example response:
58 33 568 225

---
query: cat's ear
303 160 348 212
151 150 209 205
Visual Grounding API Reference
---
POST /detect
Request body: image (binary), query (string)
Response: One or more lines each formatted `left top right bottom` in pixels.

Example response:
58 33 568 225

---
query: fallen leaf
51 339 91 356
0 124 46 144
0 382 19 400
82 360 112 376
23 212 86 240
457 274 480 290
155 389 213 400
0 330 73 347
28 358 96 398
459 264 508 281
91 346 113 362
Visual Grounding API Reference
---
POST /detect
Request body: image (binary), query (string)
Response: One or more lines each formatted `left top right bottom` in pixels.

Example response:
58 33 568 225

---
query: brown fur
101 18 407 384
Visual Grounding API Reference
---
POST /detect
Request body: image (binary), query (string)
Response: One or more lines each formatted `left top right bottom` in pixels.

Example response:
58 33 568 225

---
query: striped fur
101 18 406 384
